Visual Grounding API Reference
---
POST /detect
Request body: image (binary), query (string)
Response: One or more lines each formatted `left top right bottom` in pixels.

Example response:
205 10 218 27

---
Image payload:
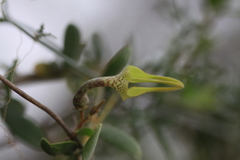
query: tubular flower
73 65 184 110
113 65 184 100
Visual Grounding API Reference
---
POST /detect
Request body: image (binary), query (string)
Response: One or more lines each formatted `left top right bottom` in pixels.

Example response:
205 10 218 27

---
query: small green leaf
2 99 44 148
63 24 84 60
92 33 103 62
75 128 94 137
1 99 24 116
100 124 141 159
103 45 131 76
10 117 44 147
82 124 102 160
40 138 78 156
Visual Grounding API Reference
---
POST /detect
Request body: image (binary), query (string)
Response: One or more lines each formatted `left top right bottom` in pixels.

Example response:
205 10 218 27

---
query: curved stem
0 74 82 148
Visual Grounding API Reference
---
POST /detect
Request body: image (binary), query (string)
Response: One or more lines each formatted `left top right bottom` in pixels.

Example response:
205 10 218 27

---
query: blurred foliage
75 128 94 137
100 124 141 159
102 45 131 76
1 0 240 160
1 99 45 148
40 138 78 156
0 61 45 148
63 24 85 61
205 0 228 12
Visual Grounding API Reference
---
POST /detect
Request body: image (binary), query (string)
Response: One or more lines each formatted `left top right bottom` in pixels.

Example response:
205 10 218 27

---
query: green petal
126 65 184 88
117 65 184 100
130 77 184 87
127 87 183 97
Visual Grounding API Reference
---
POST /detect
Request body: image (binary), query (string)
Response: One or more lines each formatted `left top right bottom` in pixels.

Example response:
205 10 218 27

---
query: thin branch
75 100 105 130
0 74 82 148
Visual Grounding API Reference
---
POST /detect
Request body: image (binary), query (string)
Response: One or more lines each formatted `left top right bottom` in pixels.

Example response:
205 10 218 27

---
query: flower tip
114 65 185 100
178 80 185 89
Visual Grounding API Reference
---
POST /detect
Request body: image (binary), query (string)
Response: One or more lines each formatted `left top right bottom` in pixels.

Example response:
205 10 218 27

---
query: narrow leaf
2 99 44 148
92 33 103 62
40 138 78 156
100 124 141 159
75 128 94 137
1 99 24 116
63 24 84 60
82 124 102 160
103 45 131 76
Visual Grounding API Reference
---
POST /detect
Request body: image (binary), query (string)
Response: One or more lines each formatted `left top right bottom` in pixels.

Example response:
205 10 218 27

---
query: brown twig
0 74 82 148
75 100 105 130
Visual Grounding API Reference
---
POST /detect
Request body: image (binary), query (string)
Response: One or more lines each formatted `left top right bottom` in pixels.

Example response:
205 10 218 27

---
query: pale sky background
1 0 240 159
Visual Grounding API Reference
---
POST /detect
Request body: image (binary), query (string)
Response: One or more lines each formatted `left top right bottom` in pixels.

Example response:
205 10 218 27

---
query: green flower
73 65 184 110
113 65 184 100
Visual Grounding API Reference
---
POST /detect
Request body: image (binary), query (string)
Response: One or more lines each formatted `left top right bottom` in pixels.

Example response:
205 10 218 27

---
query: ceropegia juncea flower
73 65 184 110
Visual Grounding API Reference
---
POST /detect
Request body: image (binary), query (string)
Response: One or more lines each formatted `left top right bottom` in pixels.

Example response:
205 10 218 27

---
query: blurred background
1 0 240 160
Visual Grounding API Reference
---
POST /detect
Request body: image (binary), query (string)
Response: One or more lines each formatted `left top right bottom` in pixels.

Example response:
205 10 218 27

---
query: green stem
73 76 120 110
